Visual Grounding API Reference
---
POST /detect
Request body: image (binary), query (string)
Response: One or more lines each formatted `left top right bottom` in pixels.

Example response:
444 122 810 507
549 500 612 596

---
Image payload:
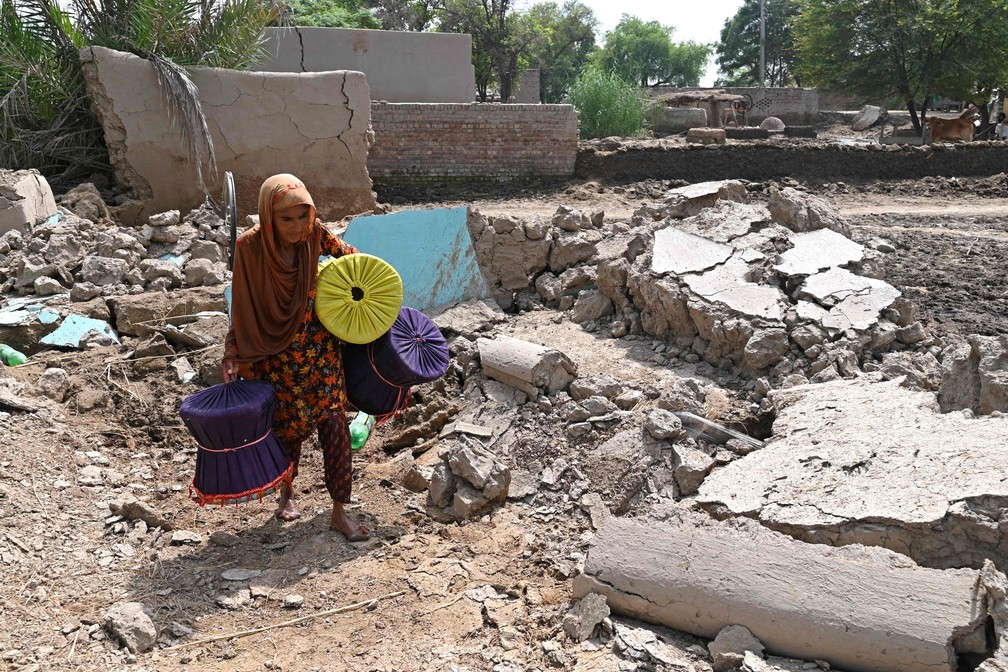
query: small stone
283 594 304 609
170 530 203 546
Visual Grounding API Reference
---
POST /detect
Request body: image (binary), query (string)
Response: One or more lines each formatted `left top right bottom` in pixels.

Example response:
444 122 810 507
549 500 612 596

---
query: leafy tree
793 0 1008 132
364 0 436 31
0 0 283 192
594 15 709 88
715 0 798 87
524 1 597 103
438 0 536 102
283 0 381 28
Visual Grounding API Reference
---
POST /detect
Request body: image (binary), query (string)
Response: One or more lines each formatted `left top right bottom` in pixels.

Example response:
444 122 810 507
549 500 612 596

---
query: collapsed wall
79 46 377 224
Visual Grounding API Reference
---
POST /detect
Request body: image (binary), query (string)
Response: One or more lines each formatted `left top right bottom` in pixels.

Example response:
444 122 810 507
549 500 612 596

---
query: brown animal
924 104 979 142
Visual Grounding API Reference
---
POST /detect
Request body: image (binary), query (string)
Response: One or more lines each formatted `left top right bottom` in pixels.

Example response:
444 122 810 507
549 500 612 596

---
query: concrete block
0 169 57 236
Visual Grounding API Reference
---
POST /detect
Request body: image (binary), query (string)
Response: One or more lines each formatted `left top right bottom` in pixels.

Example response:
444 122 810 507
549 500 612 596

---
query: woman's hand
221 358 239 383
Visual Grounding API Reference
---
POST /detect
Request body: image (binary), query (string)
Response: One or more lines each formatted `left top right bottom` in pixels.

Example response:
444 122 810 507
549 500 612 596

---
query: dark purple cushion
179 380 292 505
343 307 449 415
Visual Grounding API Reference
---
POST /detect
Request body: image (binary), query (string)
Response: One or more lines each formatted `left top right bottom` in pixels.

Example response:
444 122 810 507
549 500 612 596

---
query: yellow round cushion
315 254 403 344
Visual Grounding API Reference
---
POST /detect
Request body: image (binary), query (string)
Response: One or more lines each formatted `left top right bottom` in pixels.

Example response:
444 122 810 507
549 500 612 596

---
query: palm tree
0 0 283 193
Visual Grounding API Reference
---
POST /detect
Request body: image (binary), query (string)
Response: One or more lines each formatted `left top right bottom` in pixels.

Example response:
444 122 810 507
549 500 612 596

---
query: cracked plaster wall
255 27 475 103
80 46 376 223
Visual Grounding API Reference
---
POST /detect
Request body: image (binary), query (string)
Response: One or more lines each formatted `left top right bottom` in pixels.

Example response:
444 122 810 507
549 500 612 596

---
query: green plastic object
0 344 27 366
349 412 376 452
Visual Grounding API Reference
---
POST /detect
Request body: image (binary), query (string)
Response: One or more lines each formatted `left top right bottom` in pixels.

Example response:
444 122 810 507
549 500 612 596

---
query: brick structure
369 102 578 183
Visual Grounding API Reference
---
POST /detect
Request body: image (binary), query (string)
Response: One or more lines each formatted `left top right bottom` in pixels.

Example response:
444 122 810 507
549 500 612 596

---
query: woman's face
274 204 312 247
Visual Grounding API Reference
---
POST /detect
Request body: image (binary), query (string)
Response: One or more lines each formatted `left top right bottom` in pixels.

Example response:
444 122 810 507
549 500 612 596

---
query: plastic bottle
348 412 376 451
0 344 27 366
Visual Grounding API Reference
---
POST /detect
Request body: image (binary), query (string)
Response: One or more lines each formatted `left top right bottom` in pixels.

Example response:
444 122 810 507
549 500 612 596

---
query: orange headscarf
227 174 324 364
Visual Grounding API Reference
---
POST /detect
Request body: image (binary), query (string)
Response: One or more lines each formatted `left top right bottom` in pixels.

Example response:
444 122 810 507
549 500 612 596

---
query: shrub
567 66 645 139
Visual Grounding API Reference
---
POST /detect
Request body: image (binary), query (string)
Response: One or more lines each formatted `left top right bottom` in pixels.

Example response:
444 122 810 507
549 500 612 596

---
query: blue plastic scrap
40 314 120 348
342 207 491 313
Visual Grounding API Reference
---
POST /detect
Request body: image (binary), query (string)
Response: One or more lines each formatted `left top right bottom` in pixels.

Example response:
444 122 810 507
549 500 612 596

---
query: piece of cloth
280 413 353 503
179 380 294 506
226 174 323 366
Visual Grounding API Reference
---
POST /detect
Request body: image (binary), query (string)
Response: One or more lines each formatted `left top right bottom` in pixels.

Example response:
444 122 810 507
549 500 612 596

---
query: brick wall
368 102 578 182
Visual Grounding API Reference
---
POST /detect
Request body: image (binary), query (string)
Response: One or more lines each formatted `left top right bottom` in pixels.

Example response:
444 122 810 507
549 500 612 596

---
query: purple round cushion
343 306 450 415
179 380 293 506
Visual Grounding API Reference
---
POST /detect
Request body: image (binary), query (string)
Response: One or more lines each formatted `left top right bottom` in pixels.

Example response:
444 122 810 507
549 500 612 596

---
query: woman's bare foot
330 502 369 541
275 483 301 521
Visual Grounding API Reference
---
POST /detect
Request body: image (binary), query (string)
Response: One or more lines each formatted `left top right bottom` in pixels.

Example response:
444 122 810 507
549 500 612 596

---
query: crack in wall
335 72 353 157
296 27 305 72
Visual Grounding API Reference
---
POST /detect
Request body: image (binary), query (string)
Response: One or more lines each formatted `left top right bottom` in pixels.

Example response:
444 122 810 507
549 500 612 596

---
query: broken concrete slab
40 314 119 349
674 201 770 244
683 254 786 321
775 228 864 277
0 169 57 236
80 46 376 223
852 105 886 131
477 335 577 398
796 267 901 332
345 207 492 312
651 227 733 276
664 180 750 219
574 514 990 672
698 377 1008 570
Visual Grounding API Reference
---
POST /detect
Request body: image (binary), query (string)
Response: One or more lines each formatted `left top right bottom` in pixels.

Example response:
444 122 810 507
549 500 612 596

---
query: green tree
524 1 597 103
0 0 283 192
283 0 381 28
793 0 1008 132
594 15 709 88
364 0 435 31
715 0 798 87
438 0 536 102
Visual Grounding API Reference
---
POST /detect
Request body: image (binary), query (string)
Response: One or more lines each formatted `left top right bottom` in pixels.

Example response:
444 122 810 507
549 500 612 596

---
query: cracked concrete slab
683 254 786 321
775 228 864 276
651 226 733 276
798 268 901 331
80 46 376 223
574 514 989 672
697 377 1008 570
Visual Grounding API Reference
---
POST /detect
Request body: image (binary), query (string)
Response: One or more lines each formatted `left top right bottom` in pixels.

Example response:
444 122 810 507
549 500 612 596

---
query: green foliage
0 0 283 191
284 0 381 28
594 14 709 87
715 0 798 87
568 65 644 139
523 1 597 103
438 0 538 102
793 0 1008 130
364 0 435 31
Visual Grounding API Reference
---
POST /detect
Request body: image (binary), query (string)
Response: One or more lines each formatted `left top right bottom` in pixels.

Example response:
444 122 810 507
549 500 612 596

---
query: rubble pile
5 168 1008 672
0 177 230 299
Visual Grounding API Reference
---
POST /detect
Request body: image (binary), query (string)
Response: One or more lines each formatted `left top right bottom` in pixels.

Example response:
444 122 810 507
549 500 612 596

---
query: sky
578 0 746 86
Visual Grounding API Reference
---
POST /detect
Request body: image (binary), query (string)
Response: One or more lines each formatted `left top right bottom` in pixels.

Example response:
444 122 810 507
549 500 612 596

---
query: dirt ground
2 122 1008 672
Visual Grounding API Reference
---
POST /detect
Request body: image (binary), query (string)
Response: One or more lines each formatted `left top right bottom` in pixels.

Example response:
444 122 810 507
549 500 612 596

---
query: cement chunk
574 515 988 672
684 254 785 321
0 170 57 235
698 377 1008 570
775 228 864 277
477 335 577 397
799 267 901 331
651 227 733 276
